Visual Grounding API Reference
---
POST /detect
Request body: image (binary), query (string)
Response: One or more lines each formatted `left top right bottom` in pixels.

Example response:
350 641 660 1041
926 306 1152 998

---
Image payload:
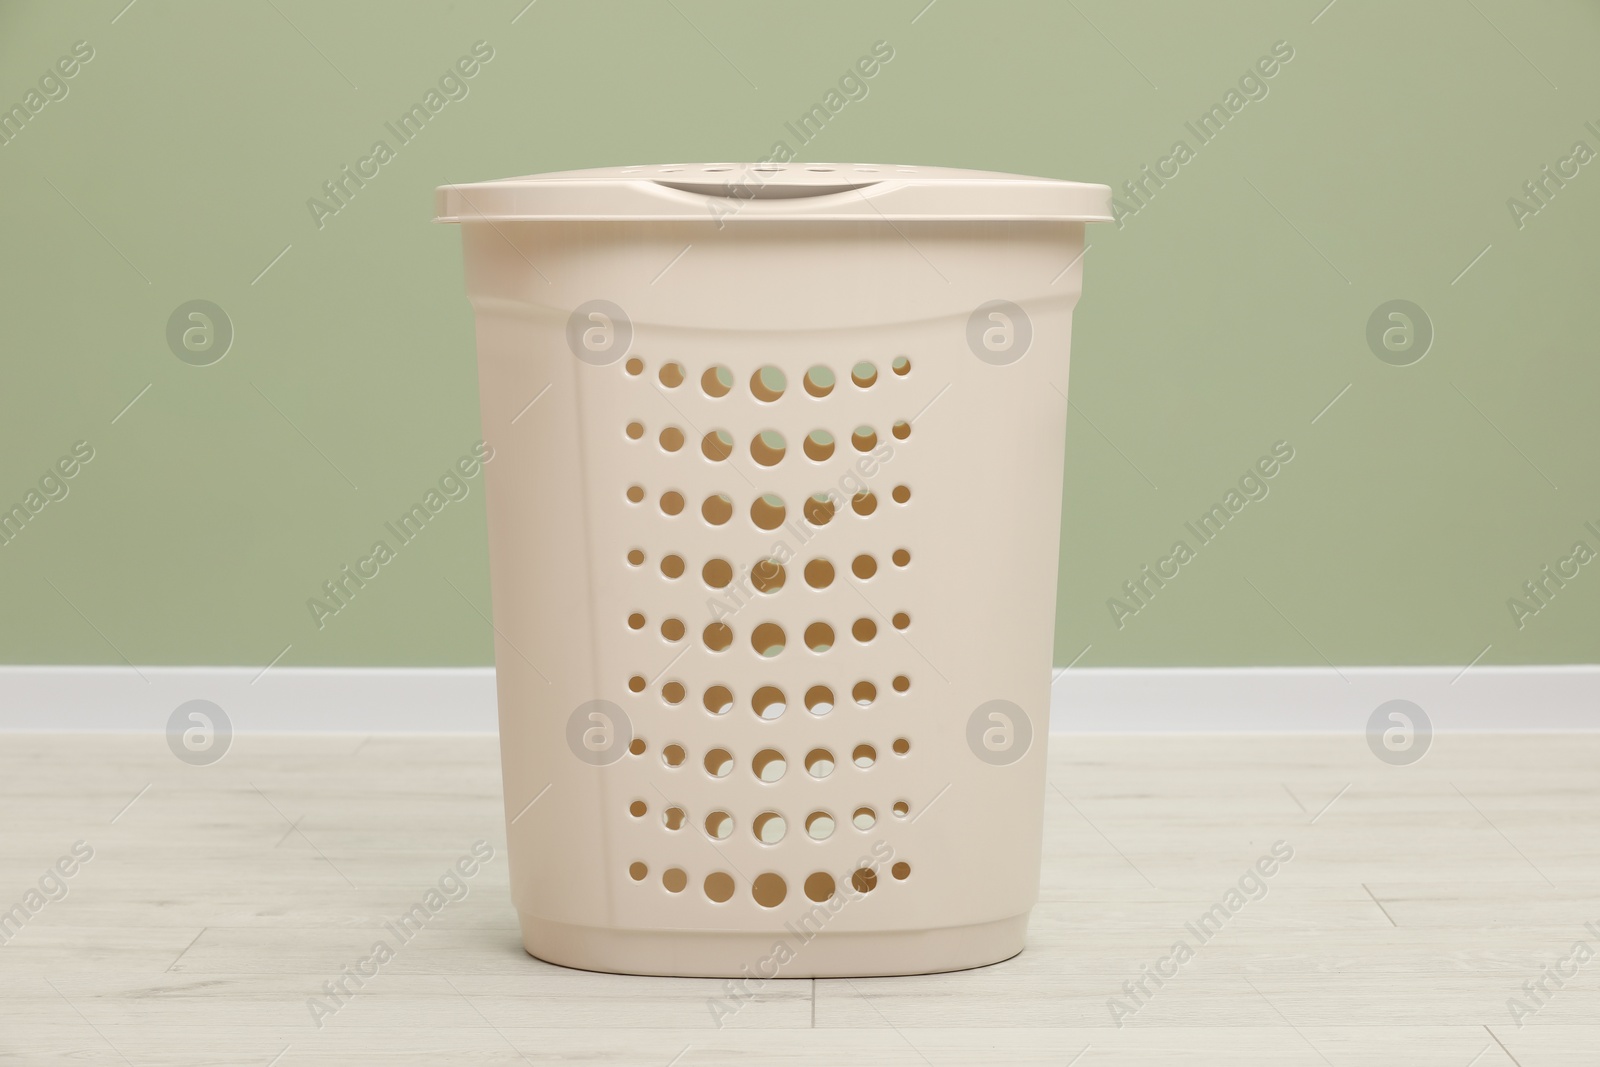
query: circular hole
805 811 835 840
628 612 646 630
662 805 686 830
701 366 734 398
704 747 733 777
752 872 788 908
751 494 787 531
752 749 786 782
804 621 834 653
627 548 646 566
892 548 911 567
851 361 878 388
752 685 787 720
851 491 877 516
805 748 835 778
751 622 786 657
892 861 911 881
853 806 877 830
803 430 835 462
751 559 786 594
892 420 911 440
626 485 645 504
804 871 836 902
853 681 876 706
804 558 835 589
703 558 733 588
851 618 876 643
702 494 734 525
851 867 878 893
892 485 911 504
704 810 734 840
628 675 646 693
661 617 686 642
660 554 685 579
660 491 684 516
659 427 685 452
703 622 733 652
663 867 688 893
626 421 645 440
629 800 647 818
892 612 910 630
752 812 786 844
662 744 686 768
750 366 786 402
701 429 735 462
803 494 836 527
659 362 685 388
893 800 910 818
805 685 835 716
750 431 787 467
625 358 644 376
851 426 878 452
628 738 647 756
629 861 648 881
893 675 911 693
662 681 685 704
703 686 734 716
704 871 735 903
853 745 876 769
892 737 910 755
892 355 911 376
852 554 877 579
803 366 835 398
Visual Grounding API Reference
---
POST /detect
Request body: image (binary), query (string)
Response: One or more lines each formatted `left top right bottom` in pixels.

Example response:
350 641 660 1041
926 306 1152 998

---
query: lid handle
653 179 877 201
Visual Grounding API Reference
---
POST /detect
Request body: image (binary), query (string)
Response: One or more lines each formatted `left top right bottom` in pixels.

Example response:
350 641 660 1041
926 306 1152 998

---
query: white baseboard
0 665 1594 733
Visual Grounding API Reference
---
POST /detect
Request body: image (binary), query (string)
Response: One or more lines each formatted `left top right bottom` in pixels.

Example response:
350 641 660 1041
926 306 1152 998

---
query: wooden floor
2 732 1597 1065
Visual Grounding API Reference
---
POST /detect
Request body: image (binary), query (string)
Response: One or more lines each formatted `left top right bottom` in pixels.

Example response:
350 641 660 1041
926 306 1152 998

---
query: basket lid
434 163 1112 223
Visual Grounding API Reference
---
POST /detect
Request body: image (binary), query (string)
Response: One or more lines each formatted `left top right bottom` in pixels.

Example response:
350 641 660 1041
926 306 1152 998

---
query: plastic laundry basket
436 163 1111 978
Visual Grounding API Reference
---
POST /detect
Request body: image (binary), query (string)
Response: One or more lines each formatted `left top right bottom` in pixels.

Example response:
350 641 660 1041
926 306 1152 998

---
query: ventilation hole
893 800 910 818
628 738 647 756
804 871 836 902
851 491 877 516
661 618 686 642
851 426 878 452
894 422 914 444
704 871 736 903
751 559 786 594
851 867 878 893
852 618 877 643
805 748 835 778
627 548 646 566
662 806 686 829
750 431 787 466
752 686 787 720
626 421 645 440
705 810 733 839
892 355 911 376
892 548 911 567
662 681 686 704
751 494 787 531
629 800 647 818
893 675 911 693
851 361 878 388
703 622 733 652
804 558 835 589
663 867 688 893
703 558 734 588
892 612 910 630
657 427 684 453
805 811 835 840
701 429 734 462
853 681 876 706
803 430 835 462
701 365 734 398
751 622 786 657
892 737 910 755
658 362 685 388
803 365 835 397
660 554 685 579
629 861 648 881
804 494 836 526
703 686 734 716
853 745 876 769
892 485 911 504
751 366 786 402
752 872 788 908
804 622 834 653
628 675 646 693
662 744 686 768
752 749 786 782
704 748 733 777
805 685 835 716
847 555 876 581
853 807 877 831
660 491 685 516
625 358 645 376
702 494 734 525
626 485 645 504
753 812 787 844
892 861 911 881
628 612 646 630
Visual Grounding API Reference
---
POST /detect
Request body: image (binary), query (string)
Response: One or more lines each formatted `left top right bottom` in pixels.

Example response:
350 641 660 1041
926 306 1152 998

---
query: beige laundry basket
436 163 1111 978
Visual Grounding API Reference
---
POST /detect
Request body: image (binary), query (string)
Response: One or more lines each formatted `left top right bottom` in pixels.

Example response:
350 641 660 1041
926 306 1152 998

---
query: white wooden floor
2 732 1597 1065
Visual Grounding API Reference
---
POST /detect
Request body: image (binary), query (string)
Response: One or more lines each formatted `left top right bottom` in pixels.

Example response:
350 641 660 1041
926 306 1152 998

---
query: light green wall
2 0 1596 669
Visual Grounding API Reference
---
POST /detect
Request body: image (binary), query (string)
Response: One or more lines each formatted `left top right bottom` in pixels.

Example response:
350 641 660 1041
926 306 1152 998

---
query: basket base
519 913 1029 978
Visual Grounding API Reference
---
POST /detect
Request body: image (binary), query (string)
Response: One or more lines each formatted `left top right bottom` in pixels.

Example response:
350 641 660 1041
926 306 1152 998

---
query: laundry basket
436 163 1111 978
